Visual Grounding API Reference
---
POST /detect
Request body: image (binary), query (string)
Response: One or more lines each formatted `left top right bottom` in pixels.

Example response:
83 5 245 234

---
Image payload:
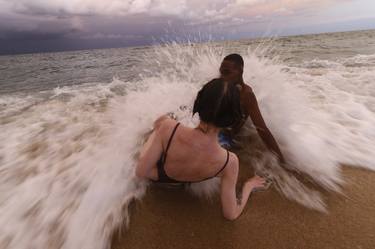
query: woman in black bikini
136 78 266 220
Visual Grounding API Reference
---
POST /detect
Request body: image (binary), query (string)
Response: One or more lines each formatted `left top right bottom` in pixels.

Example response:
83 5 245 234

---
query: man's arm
245 90 286 164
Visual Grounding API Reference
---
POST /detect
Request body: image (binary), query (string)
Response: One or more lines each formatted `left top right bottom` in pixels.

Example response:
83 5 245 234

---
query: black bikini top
154 123 229 184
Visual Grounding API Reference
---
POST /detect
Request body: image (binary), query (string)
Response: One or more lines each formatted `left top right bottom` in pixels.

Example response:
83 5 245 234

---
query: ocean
0 29 375 249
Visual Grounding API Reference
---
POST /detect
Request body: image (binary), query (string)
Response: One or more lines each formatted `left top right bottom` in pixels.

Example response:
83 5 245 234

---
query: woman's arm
135 116 172 180
220 154 266 220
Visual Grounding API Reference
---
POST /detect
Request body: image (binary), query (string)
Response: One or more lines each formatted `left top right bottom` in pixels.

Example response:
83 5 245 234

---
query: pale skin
136 116 266 220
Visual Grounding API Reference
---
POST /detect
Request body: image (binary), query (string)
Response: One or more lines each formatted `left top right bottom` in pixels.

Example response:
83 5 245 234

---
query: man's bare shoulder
241 83 255 96
241 83 259 109
241 83 253 93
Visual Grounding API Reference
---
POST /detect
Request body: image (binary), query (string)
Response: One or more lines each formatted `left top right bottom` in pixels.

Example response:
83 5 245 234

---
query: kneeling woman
136 78 265 220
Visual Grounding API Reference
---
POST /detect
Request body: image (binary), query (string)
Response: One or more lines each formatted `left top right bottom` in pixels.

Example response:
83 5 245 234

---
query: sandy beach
112 167 375 249
1 0 375 248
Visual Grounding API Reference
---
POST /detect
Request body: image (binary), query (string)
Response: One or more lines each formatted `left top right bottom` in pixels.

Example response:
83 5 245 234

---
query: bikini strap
196 150 230 182
214 150 230 177
163 122 181 159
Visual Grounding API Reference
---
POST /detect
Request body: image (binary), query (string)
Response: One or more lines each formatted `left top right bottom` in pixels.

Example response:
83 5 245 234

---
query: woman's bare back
157 119 232 182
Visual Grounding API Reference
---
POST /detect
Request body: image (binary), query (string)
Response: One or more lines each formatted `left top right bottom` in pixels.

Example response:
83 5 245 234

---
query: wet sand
112 167 375 249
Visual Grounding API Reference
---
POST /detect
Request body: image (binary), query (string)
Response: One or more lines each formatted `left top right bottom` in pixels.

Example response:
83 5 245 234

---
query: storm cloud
0 0 374 55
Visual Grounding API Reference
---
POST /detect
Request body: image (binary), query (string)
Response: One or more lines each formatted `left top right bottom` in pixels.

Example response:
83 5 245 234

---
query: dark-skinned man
219 54 287 168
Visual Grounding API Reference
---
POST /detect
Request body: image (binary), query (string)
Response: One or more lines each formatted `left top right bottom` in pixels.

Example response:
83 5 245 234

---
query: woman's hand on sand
245 175 266 189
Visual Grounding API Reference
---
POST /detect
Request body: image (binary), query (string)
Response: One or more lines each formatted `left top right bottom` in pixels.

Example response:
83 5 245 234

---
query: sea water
0 29 375 249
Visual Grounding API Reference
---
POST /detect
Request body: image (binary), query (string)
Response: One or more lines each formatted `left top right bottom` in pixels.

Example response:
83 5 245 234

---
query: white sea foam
0 43 375 249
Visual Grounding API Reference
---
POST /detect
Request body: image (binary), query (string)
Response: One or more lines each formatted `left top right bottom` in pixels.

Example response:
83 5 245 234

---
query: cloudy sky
0 0 374 54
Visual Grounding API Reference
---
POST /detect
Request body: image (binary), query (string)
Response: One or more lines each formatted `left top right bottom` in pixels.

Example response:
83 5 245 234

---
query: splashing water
1 39 375 249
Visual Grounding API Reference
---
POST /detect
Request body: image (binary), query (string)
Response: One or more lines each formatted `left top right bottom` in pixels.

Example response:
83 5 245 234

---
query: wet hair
193 78 242 128
223 53 244 69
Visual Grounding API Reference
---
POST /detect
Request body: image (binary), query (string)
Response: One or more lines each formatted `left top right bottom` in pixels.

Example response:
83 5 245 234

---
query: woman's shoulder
228 151 239 167
154 115 175 128
222 151 239 177
153 115 181 136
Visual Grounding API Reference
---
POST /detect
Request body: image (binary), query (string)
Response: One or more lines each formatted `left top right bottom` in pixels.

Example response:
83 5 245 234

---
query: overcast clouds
0 0 374 54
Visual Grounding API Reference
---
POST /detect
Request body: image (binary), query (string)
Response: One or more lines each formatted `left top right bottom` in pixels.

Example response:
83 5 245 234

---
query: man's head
220 54 244 84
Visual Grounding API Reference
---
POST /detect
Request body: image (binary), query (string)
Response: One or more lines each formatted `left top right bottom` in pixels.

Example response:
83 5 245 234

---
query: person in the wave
136 78 266 220
219 54 286 165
